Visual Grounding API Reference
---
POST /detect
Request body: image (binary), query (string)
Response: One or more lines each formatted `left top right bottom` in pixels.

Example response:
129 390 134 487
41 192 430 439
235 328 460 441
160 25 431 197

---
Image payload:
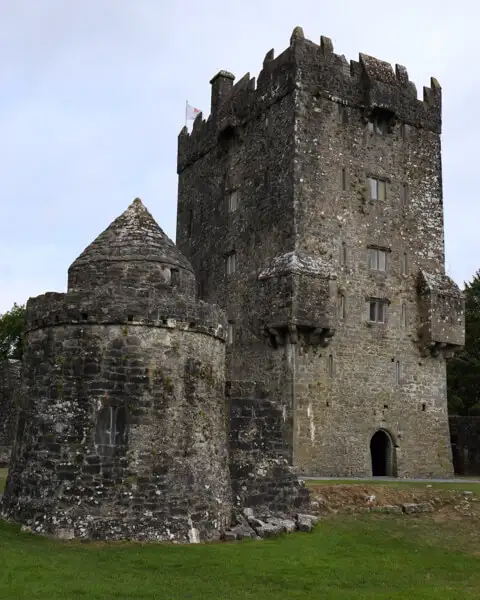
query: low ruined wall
450 416 480 476
0 360 20 466
227 380 309 515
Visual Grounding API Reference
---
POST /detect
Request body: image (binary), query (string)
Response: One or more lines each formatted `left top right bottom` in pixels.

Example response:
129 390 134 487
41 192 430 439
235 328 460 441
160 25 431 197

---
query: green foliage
447 270 480 415
0 303 26 362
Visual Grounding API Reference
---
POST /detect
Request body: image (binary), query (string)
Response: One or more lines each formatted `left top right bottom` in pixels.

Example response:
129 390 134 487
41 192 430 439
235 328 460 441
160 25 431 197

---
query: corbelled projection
2 27 466 541
177 27 465 479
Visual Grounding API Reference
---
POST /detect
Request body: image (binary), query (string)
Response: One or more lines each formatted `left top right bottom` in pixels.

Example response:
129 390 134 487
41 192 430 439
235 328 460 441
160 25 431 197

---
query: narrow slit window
401 302 407 328
328 354 334 377
401 183 409 207
227 322 235 345
395 360 401 384
226 252 236 275
228 190 239 213
338 104 348 124
341 168 347 191
401 253 408 276
95 406 126 455
339 294 346 319
340 242 347 266
170 268 180 286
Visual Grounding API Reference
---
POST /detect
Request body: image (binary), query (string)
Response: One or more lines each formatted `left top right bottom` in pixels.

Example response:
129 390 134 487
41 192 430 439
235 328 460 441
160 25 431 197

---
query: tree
0 303 26 361
447 270 480 415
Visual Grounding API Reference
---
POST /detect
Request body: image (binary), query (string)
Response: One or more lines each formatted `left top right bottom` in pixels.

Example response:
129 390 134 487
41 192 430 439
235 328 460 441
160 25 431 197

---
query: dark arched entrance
370 430 396 476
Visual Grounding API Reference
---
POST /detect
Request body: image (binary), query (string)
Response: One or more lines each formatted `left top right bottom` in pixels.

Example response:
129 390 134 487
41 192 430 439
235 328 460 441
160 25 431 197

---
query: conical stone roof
70 198 193 272
67 198 196 297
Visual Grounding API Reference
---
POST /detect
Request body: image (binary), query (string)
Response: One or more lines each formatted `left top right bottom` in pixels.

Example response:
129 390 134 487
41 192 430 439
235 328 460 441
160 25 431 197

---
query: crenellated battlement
25 291 227 340
178 27 441 172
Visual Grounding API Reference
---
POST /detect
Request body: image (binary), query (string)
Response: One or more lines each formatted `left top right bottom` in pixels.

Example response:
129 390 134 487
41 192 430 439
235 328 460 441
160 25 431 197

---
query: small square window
368 298 387 323
368 247 387 272
368 177 386 201
226 252 236 275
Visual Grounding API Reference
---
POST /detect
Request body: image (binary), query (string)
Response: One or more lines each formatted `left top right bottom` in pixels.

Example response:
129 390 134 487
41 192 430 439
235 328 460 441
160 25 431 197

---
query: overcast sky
0 1 477 313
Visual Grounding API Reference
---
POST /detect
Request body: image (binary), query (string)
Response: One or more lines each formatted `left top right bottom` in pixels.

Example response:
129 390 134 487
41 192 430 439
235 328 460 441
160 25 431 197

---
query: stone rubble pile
223 508 320 541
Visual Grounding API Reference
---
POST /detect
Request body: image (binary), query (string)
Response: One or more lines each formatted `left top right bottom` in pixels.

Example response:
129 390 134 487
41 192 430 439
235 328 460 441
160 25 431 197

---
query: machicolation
0 27 467 542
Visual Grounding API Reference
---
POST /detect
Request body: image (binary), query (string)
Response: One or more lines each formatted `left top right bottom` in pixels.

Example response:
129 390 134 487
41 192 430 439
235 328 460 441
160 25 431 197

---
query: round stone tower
2 199 231 542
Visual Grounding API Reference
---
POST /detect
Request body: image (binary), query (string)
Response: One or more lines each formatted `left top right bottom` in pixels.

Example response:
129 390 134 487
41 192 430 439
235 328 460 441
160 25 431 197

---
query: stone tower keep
176 28 465 478
2 199 232 541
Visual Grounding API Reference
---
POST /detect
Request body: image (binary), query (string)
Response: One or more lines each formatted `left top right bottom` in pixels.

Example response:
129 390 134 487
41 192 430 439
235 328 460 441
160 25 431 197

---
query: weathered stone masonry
177 27 465 478
0 360 20 466
2 200 233 541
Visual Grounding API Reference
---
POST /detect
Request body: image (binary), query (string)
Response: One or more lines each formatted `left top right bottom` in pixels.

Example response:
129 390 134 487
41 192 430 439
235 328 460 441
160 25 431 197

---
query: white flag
186 103 201 121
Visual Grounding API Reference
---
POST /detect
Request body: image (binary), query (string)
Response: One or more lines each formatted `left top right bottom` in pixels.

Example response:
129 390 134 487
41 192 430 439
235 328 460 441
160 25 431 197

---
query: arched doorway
370 430 396 476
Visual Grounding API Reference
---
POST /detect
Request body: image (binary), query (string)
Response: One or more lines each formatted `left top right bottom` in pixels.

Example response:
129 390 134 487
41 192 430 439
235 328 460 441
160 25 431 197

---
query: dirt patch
309 484 480 522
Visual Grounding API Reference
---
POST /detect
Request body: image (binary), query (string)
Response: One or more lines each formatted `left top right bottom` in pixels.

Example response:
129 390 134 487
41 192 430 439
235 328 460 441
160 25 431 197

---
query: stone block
402 502 434 514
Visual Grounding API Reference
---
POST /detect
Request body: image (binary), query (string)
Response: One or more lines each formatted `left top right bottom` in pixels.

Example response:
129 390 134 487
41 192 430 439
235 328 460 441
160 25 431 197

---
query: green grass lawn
1 470 480 598
0 514 479 599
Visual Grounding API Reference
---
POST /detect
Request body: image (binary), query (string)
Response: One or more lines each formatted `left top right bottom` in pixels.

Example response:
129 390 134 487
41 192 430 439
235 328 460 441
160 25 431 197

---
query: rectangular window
227 322 235 345
401 183 409 206
368 177 386 201
226 252 236 275
369 298 387 323
339 294 346 319
368 247 387 272
228 190 239 213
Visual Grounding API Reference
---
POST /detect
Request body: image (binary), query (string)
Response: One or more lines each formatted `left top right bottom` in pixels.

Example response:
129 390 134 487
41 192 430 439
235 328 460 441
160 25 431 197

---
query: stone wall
450 416 480 476
0 360 20 466
227 380 309 514
176 28 464 479
3 317 231 542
